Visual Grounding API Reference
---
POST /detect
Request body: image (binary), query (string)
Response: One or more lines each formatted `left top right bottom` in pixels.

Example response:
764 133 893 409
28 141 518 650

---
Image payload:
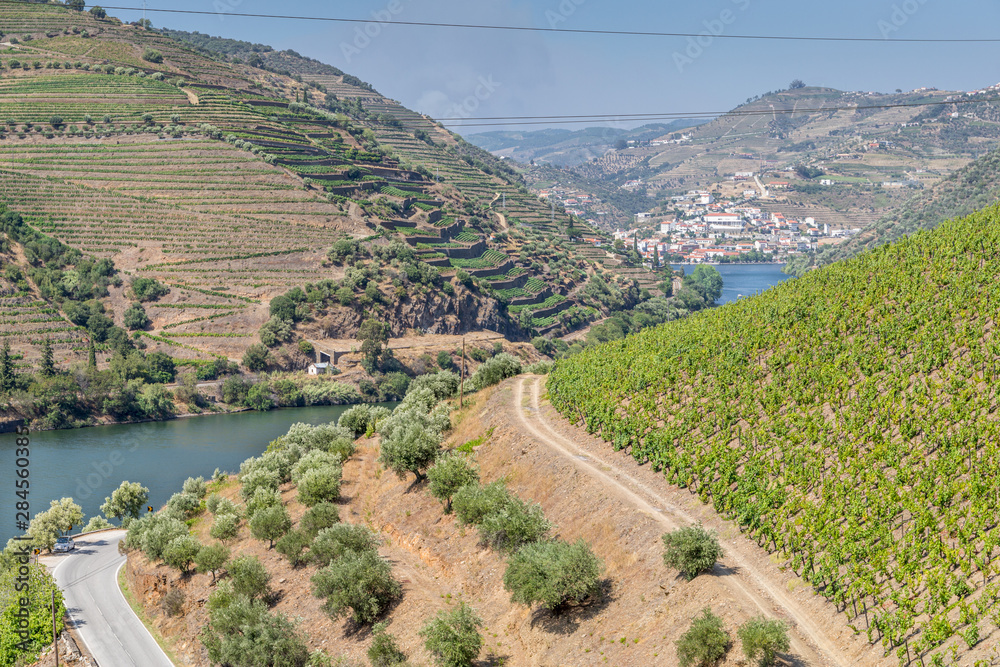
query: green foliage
275 529 312 567
468 353 522 391
476 492 550 554
418 603 483 667
683 265 723 304
662 523 724 580
737 616 790 667
229 555 272 600
82 515 113 532
297 466 342 507
245 382 274 411
100 480 149 522
182 476 208 498
359 318 391 372
338 403 389 436
300 502 340 536
26 498 83 551
259 315 294 347
452 480 509 527
310 524 379 566
128 513 188 560
123 301 150 330
250 504 292 548
367 622 407 666
195 543 230 581
243 344 270 371
0 562 65 665
676 608 730 667
163 535 202 574
427 452 479 513
502 539 603 610
143 48 164 63
201 592 309 667
311 548 401 624
210 513 240 543
130 277 169 302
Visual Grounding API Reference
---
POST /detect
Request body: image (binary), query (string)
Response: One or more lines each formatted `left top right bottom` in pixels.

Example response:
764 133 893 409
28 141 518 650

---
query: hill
0 2 688 428
548 205 1000 665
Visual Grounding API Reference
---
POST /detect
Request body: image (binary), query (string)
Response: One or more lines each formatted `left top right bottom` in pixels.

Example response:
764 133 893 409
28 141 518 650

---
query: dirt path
513 375 878 667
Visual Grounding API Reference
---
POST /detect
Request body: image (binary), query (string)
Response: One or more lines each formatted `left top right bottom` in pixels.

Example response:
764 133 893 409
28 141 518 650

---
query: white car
53 536 75 553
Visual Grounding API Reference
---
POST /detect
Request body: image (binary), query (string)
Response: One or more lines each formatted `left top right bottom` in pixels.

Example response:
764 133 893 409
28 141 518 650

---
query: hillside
0 2 672 399
548 205 1000 666
784 143 1000 276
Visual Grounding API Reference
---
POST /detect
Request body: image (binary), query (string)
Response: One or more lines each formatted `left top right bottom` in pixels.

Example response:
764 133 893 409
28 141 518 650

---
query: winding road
50 530 174 667
514 375 858 667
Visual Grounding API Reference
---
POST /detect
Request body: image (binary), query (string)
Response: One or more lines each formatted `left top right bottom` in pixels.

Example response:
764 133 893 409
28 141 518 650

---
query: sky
112 1 1000 134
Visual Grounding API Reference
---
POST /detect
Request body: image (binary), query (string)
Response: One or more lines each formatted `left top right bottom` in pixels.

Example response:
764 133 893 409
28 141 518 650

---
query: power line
65 3 1000 43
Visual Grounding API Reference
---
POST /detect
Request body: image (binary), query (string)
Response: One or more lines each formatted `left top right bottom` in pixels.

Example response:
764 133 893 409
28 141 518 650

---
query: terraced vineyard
549 206 1000 665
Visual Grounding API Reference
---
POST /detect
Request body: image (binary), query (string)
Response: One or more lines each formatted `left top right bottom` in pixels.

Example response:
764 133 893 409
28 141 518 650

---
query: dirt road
513 375 883 667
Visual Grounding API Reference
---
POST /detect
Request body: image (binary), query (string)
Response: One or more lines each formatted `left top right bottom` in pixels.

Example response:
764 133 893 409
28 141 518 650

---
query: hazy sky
119 1 1000 134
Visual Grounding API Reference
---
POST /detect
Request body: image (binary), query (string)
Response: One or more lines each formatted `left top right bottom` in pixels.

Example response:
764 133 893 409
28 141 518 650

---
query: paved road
51 530 174 667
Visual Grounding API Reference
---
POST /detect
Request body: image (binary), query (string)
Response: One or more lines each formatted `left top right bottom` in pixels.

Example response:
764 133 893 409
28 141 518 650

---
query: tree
243 344 270 371
310 524 379 566
477 495 550 554
259 315 293 347
300 502 339 536
311 548 401 624
676 608 730 667
738 616 790 666
436 350 454 370
269 294 296 321
427 452 479 513
789 79 806 89
89 5 107 19
685 265 724 305
201 593 309 667
0 563 65 665
229 555 271 600
210 513 239 543
377 420 441 483
142 48 163 64
503 539 603 611
245 382 273 411
249 504 291 548
66 0 85 10
38 339 55 377
359 318 391 372
662 522 724 580
368 622 407 667
27 498 84 551
88 337 97 370
130 277 169 302
123 301 150 330
275 529 311 567
419 602 483 667
195 543 230 582
297 466 342 507
100 481 149 523
163 535 202 574
0 340 13 393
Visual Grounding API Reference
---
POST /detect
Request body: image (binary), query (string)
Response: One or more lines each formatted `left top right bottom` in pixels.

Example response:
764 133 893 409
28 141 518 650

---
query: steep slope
785 144 1000 275
549 205 1000 665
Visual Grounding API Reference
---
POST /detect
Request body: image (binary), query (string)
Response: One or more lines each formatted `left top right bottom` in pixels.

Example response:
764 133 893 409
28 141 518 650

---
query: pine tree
653 244 660 269
88 338 97 370
0 341 12 393
39 339 55 377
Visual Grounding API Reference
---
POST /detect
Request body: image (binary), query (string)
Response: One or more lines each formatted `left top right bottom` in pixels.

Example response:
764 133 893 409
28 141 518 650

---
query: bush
131 277 169 302
297 466 342 506
469 353 521 390
311 548 401 624
243 344 270 371
229 555 271 600
737 616 790 667
503 539 603 611
311 524 379 566
81 516 113 533
129 514 188 560
163 535 202 574
195 543 230 581
250 504 292 548
677 608 730 667
210 513 239 542
452 481 509 527
662 523 724 580
427 452 479 513
182 476 207 498
201 593 309 667
123 302 149 330
300 502 340 536
338 403 390 436
259 315 293 347
291 450 342 484
436 350 454 370
368 621 407 666
477 494 551 553
142 48 163 63
240 468 280 501
246 488 282 518
419 602 483 667
160 588 185 617
166 491 201 518
276 529 312 567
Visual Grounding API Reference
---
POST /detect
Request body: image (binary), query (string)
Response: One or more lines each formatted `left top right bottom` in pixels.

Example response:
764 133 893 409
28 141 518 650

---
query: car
53 536 75 553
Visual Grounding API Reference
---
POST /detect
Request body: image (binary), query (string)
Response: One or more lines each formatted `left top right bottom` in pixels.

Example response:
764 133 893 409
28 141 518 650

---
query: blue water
0 404 391 541
672 264 793 305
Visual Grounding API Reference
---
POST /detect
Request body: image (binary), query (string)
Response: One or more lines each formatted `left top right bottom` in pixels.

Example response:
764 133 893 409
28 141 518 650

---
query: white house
307 362 330 375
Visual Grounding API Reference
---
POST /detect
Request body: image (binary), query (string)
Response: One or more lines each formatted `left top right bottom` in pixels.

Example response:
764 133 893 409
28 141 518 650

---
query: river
0 404 391 543
672 263 793 305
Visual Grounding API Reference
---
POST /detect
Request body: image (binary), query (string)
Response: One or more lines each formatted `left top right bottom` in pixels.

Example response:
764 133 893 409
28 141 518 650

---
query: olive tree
503 539 602 611
311 548 401 624
100 481 149 523
662 522 724 580
427 452 479 513
419 602 483 667
738 615 790 667
676 607 730 667
249 504 291 548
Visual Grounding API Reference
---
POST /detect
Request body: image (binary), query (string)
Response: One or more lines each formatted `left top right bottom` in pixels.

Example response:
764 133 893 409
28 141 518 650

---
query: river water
672 263 793 305
0 404 391 542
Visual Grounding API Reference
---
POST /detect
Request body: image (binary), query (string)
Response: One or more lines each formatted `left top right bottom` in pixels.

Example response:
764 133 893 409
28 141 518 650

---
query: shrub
240 468 280 501
427 452 479 513
229 555 271 600
259 315 293 347
130 277 169 302
195 543 230 581
243 344 270 371
160 588 185 617
123 302 149 330
503 539 603 611
276 529 312 567
469 353 521 390
297 466 342 507
246 488 282 518
291 450 342 484
163 535 202 574
677 608 730 667
368 621 407 666
452 481 509 527
738 615 790 667
311 549 401 624
338 403 389 436
300 502 339 536
143 48 163 63
210 513 239 542
477 494 550 553
201 593 309 667
81 516 113 533
419 602 483 667
250 504 292 548
436 350 454 370
662 522 724 580
130 514 188 560
311 524 379 566
166 491 201 518
182 476 208 498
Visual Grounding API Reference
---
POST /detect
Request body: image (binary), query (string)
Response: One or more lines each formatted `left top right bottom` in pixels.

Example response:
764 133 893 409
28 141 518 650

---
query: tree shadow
477 651 512 666
528 578 616 635
777 652 809 667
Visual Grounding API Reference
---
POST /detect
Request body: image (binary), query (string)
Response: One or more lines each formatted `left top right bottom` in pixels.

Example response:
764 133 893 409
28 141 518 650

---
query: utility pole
52 589 59 667
460 337 466 408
